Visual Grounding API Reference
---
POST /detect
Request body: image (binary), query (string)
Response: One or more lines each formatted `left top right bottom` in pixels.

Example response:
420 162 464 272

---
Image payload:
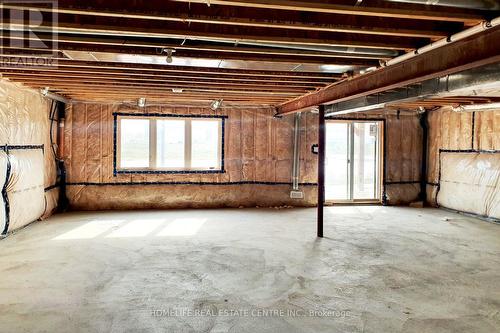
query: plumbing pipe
291 112 302 191
40 88 70 104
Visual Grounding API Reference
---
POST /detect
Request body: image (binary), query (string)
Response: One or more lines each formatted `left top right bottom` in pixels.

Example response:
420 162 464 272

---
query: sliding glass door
325 120 382 202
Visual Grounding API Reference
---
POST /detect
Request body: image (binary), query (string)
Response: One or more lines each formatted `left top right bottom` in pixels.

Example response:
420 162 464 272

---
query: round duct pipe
386 0 499 10
192 37 398 57
235 41 399 57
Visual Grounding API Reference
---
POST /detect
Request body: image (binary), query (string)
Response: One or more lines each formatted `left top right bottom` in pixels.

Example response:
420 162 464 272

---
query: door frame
324 119 384 205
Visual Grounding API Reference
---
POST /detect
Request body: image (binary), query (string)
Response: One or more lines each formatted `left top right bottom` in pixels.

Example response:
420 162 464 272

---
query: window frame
113 113 226 175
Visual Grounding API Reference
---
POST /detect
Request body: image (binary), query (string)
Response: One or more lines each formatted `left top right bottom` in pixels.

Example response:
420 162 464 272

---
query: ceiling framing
0 0 498 106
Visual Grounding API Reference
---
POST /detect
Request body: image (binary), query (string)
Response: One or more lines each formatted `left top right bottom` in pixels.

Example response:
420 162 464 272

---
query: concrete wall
0 79 59 234
64 103 318 209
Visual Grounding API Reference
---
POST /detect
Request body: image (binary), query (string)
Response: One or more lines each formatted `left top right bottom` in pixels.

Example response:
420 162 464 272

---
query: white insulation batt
6 150 46 231
0 79 58 234
438 152 500 219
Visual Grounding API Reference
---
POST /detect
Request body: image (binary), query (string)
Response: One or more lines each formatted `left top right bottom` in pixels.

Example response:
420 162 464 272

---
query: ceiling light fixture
172 88 183 93
138 97 146 108
164 48 175 64
210 99 223 111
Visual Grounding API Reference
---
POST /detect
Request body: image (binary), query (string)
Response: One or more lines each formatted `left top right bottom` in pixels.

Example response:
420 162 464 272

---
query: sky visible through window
119 117 221 171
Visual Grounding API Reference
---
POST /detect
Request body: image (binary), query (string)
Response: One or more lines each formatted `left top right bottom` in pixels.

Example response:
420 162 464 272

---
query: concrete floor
0 207 499 333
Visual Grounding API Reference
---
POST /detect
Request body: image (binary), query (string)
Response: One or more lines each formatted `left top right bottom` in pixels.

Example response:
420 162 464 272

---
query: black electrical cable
49 100 59 160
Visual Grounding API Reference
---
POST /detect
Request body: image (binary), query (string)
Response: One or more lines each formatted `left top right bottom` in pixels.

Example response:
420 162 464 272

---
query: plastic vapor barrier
438 152 500 220
6 150 45 231
1 79 58 233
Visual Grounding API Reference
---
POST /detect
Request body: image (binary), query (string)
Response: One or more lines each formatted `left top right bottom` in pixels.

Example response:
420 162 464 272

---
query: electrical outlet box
290 191 304 199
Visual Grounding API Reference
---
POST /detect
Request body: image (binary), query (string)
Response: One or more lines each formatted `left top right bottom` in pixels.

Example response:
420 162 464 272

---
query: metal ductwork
386 0 500 10
190 37 398 57
325 62 500 116
232 41 399 57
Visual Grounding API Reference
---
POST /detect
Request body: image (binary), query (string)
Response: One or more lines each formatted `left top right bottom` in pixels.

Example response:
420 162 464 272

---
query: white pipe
41 89 69 104
382 17 500 67
291 112 301 191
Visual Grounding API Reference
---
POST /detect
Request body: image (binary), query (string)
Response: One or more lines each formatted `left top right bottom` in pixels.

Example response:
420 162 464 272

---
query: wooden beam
278 26 500 115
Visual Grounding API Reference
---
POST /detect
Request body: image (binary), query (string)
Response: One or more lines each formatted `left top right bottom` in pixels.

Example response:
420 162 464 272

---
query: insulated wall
0 79 59 234
64 104 423 209
427 107 500 220
64 103 319 209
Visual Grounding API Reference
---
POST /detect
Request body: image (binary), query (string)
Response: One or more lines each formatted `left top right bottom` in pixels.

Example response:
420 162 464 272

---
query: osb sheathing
330 111 423 205
427 107 500 206
64 103 319 209
0 79 59 219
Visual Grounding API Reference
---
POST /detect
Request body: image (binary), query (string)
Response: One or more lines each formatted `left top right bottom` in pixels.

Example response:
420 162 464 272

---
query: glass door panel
326 121 381 202
353 122 379 200
325 123 349 200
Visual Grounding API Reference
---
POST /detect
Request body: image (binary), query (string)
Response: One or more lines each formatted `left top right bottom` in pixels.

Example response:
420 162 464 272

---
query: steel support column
317 105 325 238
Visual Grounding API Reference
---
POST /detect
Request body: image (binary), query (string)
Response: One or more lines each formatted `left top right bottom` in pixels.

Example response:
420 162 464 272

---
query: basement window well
114 114 225 174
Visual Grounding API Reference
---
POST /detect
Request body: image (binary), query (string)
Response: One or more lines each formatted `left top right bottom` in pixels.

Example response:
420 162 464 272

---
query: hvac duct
386 0 499 10
191 37 398 57
233 41 398 57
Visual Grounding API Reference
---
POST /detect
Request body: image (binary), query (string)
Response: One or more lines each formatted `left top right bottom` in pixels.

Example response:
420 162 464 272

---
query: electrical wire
49 100 59 161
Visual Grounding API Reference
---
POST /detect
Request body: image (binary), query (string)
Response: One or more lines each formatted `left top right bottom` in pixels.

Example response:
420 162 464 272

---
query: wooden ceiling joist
1 43 380 67
1 72 323 89
1 33 393 60
3 1 468 38
0 58 340 80
1 0 495 105
0 70 332 86
1 14 426 51
4 78 313 94
167 0 486 23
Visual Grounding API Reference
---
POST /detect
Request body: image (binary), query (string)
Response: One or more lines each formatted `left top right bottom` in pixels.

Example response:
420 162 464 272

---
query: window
116 115 224 173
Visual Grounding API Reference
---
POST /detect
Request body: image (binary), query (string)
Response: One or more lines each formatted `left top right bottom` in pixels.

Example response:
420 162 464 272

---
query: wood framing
0 1 496 105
